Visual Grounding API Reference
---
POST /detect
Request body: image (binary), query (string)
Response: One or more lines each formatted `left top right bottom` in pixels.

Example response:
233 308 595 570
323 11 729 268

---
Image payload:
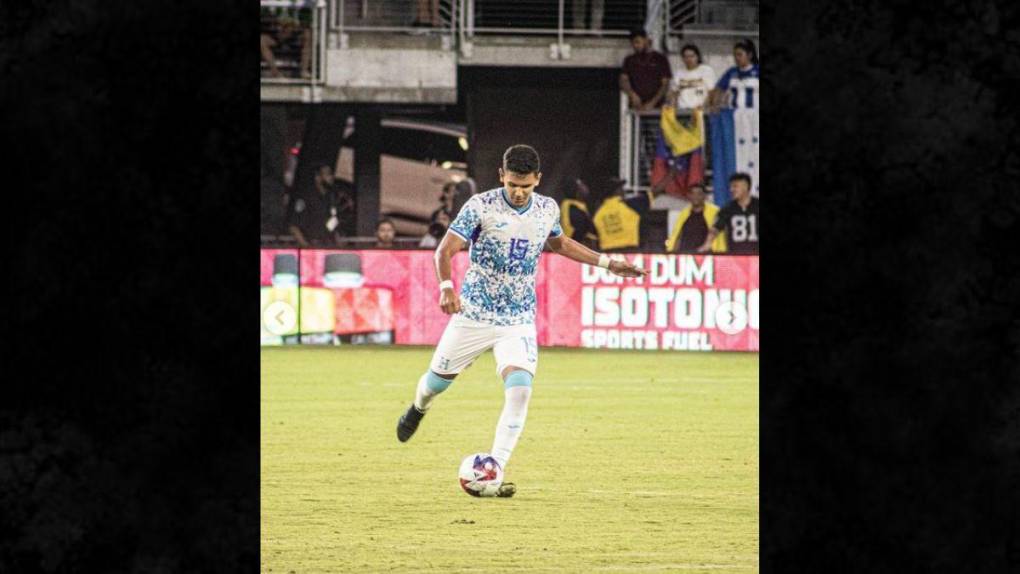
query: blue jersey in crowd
716 64 759 110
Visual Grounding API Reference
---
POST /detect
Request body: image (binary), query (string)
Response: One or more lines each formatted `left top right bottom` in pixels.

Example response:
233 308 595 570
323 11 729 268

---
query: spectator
619 29 672 111
449 177 476 218
572 0 604 32
670 44 716 110
708 38 759 113
698 173 758 255
664 185 726 253
261 13 311 79
288 165 354 247
431 182 457 223
455 177 478 197
708 38 760 200
419 210 451 249
592 178 654 252
375 218 397 249
621 29 672 188
559 178 597 247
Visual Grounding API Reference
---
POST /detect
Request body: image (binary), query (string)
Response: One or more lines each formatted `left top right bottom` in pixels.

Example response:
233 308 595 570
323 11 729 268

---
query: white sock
491 386 532 470
414 372 451 411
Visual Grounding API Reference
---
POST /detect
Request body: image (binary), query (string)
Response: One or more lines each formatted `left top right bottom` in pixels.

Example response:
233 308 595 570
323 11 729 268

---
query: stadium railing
259 0 757 85
666 0 700 34
457 0 649 61
460 0 647 37
329 0 458 48
261 0 328 84
682 0 758 31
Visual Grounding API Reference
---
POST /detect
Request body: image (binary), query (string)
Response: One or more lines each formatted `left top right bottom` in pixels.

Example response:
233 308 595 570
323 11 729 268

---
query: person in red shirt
619 29 673 111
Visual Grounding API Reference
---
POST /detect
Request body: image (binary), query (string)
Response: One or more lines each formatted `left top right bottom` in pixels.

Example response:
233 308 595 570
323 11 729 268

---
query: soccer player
395 144 648 497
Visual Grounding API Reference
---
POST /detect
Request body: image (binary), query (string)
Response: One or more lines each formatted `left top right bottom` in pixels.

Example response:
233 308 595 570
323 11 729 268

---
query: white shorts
429 315 538 378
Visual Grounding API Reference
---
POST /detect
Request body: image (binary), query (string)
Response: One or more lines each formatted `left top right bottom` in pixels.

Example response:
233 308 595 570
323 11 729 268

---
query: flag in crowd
710 65 759 205
651 106 705 198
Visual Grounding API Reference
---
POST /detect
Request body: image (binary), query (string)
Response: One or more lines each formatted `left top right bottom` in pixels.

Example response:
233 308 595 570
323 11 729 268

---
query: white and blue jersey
447 188 563 326
716 64 759 110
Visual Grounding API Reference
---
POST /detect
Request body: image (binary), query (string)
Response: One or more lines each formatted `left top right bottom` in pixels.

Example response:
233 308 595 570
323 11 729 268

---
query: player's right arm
437 195 482 314
434 231 465 314
434 228 466 314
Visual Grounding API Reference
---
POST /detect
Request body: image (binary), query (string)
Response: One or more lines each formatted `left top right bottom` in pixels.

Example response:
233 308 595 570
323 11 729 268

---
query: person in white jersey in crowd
710 38 760 198
670 43 716 110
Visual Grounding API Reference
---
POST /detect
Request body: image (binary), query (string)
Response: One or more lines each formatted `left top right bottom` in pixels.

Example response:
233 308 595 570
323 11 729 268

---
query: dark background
1 1 259 571
1 0 1018 572
760 0 1020 570
463 67 620 201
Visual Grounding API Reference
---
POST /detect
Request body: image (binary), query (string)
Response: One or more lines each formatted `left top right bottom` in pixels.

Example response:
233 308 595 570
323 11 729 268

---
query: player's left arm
546 234 648 278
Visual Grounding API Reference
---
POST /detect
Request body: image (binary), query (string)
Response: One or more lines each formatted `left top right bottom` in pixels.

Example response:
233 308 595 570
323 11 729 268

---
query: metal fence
262 1 759 77
261 0 327 83
696 0 758 29
459 0 648 37
666 0 699 34
329 0 458 40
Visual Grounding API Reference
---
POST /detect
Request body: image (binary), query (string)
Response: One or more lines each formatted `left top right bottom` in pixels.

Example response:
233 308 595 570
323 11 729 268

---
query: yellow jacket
559 198 597 241
664 203 728 253
593 196 642 251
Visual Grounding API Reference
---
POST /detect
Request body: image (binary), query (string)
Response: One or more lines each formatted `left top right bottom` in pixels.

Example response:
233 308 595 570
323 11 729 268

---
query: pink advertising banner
260 249 758 352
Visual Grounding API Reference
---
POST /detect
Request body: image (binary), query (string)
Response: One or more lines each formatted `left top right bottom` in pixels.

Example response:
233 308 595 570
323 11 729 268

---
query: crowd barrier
261 248 758 351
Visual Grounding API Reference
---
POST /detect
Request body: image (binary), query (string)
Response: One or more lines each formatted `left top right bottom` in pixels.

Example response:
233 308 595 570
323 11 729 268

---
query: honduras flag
710 64 760 205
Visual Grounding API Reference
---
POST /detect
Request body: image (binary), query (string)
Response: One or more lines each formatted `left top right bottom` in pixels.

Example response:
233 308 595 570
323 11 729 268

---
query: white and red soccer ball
458 453 503 497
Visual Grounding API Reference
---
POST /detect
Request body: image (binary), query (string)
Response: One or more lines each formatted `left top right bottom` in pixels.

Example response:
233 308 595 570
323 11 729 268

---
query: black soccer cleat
396 404 426 442
496 482 517 498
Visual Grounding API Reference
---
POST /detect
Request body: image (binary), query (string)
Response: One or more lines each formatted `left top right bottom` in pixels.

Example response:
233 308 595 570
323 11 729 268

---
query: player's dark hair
689 184 707 194
680 44 702 64
376 217 395 230
728 173 752 188
629 28 648 40
734 38 758 65
502 144 541 175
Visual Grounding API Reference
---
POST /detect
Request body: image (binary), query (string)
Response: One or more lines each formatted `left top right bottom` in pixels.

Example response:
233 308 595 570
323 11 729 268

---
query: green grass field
261 347 758 573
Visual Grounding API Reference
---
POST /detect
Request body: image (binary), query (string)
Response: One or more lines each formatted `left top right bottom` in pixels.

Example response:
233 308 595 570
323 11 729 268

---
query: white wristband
597 254 611 269
439 280 454 292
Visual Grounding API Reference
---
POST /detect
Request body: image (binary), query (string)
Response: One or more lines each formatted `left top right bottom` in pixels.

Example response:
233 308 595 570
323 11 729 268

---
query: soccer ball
458 453 503 497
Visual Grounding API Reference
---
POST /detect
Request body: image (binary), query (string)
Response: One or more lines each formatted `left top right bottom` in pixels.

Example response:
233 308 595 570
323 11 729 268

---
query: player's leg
397 370 457 442
413 370 455 412
487 365 532 498
490 325 538 471
396 316 494 442
490 367 533 469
